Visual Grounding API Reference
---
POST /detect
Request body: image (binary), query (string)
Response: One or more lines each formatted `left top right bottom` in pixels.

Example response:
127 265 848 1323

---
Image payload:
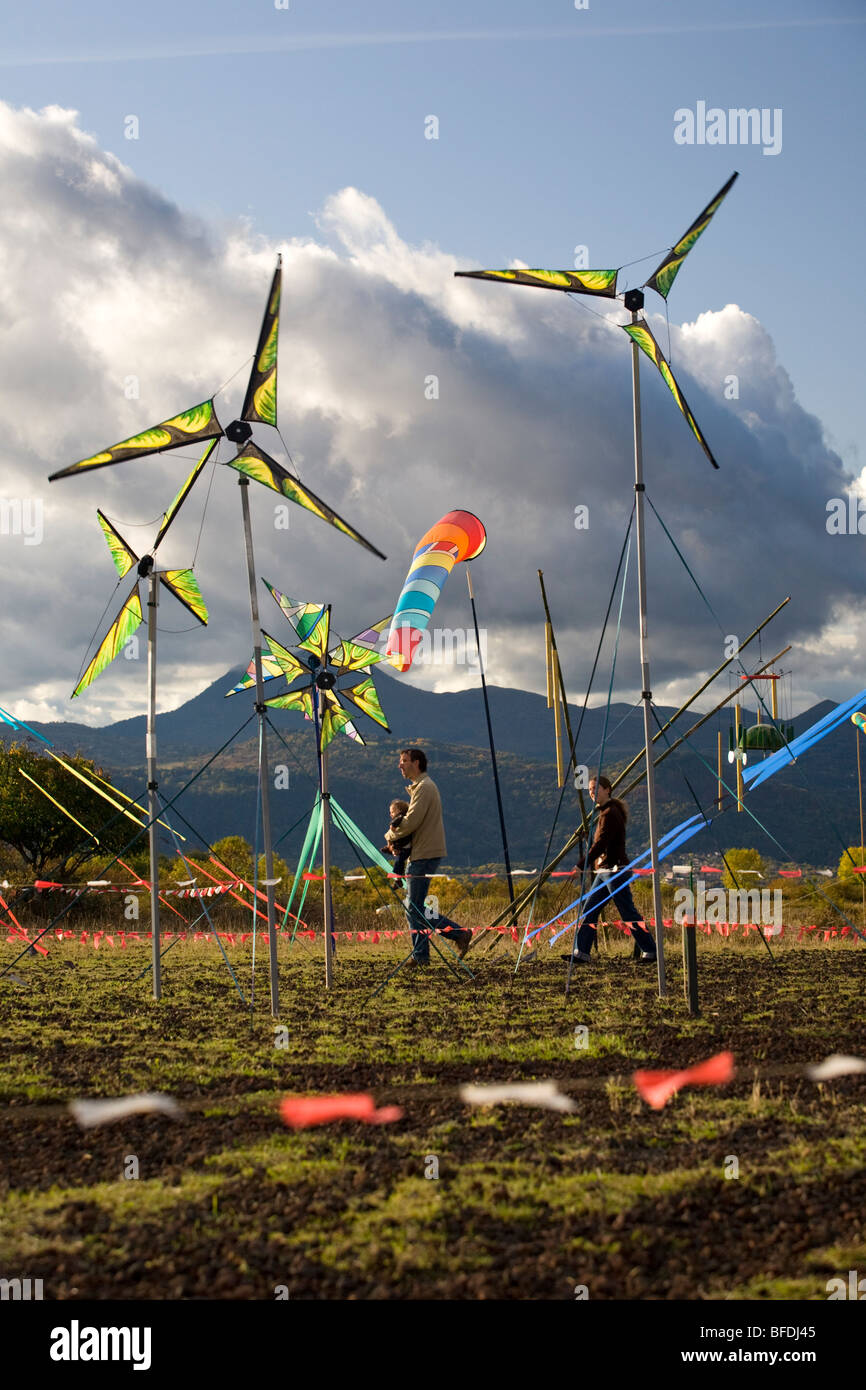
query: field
1 929 865 1301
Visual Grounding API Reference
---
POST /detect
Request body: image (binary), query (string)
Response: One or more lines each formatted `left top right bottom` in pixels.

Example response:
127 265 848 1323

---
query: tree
211 835 253 880
837 845 866 884
0 742 134 876
722 848 767 890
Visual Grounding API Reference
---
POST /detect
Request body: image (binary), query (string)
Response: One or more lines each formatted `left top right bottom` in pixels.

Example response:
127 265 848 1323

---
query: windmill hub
624 288 645 312
225 419 253 445
316 670 336 691
137 555 154 578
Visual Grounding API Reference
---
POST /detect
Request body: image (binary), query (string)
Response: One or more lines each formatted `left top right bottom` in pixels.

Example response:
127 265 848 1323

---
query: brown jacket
386 773 446 861
578 798 628 872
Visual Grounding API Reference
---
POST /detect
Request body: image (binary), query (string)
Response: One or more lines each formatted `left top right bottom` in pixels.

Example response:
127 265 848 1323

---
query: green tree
0 742 134 876
211 835 253 880
837 845 866 884
722 848 767 890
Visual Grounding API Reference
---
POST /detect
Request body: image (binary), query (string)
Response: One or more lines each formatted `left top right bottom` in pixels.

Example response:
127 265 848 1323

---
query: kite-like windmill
49 257 386 1014
456 173 738 996
67 448 214 995
229 581 391 987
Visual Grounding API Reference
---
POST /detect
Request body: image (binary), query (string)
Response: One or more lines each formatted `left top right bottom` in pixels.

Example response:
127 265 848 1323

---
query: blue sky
3 0 864 467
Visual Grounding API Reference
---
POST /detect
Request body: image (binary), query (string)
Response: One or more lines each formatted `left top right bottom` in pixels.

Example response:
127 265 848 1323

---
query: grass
0 935 864 1298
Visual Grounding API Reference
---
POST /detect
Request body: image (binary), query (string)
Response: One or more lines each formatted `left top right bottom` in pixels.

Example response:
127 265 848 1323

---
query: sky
0 0 864 732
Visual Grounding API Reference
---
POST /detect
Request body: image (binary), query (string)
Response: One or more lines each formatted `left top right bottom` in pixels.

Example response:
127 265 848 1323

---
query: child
383 799 412 877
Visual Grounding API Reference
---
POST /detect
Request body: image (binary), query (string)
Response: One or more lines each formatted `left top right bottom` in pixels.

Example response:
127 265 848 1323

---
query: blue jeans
575 872 656 956
404 857 465 962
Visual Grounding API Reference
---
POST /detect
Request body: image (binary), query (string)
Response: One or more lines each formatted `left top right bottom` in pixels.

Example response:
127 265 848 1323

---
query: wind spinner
456 173 739 998
49 257 386 1015
64 442 215 994
229 579 391 987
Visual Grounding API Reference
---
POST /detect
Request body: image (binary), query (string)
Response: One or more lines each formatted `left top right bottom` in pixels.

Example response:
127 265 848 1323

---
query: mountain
1 671 859 869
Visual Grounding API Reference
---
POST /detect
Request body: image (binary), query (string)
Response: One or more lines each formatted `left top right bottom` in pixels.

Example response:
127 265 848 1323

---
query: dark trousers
575 873 656 956
404 857 465 962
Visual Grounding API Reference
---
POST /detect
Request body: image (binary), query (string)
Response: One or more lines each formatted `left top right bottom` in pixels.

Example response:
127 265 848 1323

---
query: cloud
0 101 859 735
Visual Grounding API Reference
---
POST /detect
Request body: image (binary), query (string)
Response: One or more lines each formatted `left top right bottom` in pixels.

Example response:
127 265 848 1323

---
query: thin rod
466 569 516 916
238 478 279 1017
147 572 161 1000
630 314 666 996
858 728 865 924
313 683 334 988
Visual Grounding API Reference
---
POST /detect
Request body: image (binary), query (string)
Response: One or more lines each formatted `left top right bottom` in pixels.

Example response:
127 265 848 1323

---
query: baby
383 798 412 877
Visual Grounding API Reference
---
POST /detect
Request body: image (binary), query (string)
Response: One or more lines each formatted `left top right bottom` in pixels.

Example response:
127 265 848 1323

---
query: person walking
385 748 472 965
566 775 657 964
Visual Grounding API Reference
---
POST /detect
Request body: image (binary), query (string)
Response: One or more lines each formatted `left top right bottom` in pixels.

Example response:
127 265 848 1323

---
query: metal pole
735 703 744 812
466 569 516 919
146 571 161 1000
857 728 865 925
684 857 699 1016
238 478 279 1017
629 300 666 996
717 730 723 813
312 683 334 989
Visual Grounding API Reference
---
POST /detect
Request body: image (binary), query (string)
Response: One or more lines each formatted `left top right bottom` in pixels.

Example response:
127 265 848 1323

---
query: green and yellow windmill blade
643 172 738 301
454 267 618 298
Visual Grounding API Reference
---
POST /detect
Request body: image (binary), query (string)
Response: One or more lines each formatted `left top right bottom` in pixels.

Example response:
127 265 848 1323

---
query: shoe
638 951 657 963
410 956 429 969
562 950 592 964
453 929 472 959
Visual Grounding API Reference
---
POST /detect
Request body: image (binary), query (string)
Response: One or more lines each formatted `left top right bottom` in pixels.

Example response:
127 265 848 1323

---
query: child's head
390 799 409 818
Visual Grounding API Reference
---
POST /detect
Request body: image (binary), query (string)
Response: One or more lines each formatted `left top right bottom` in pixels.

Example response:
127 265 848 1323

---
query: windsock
385 510 486 672
852 712 866 735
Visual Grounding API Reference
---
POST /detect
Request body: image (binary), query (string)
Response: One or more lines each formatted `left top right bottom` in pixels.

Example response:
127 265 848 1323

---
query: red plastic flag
280 1093 403 1129
633 1051 735 1110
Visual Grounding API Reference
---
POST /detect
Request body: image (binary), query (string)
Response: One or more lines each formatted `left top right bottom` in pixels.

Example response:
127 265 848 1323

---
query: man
566 775 657 964
386 748 472 965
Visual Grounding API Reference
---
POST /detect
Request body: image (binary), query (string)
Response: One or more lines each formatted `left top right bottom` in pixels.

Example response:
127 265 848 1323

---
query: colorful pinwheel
72 442 215 698
455 173 738 469
229 580 391 749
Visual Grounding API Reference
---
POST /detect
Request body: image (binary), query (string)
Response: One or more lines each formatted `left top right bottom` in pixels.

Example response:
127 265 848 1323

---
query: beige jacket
386 773 446 861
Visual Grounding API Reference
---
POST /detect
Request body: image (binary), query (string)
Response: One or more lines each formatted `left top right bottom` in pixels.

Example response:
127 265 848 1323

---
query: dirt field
1 933 865 1300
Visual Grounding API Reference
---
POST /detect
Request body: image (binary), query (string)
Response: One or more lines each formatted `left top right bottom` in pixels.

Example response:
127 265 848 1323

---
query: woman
567 775 658 964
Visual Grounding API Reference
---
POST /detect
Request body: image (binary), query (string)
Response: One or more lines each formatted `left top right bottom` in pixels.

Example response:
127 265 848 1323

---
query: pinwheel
49 259 386 1011
455 173 738 996
230 579 392 986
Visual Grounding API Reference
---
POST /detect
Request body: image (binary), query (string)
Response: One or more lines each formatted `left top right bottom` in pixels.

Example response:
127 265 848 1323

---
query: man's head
590 774 612 806
398 747 427 780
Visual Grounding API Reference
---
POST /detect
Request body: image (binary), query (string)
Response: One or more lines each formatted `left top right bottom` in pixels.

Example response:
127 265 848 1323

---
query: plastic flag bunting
69 1094 182 1128
280 1093 403 1128
633 1052 735 1109
460 1081 576 1112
